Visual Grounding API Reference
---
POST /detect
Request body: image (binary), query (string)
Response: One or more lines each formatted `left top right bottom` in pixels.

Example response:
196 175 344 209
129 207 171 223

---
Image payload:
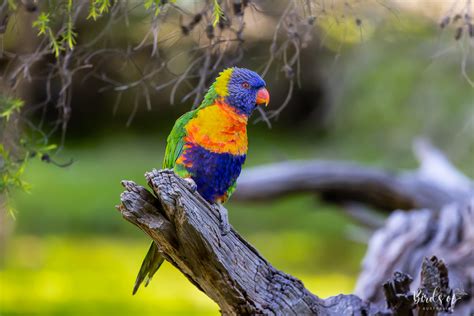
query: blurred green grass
0 236 360 316
3 19 474 315
10 135 356 236
2 137 365 316
1 236 218 316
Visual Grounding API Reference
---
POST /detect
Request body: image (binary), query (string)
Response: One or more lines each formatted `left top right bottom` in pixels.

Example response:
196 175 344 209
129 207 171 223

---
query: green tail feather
132 77 221 294
132 242 165 295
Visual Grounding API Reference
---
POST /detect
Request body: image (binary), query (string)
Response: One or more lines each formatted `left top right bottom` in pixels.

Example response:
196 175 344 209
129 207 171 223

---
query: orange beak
256 87 270 106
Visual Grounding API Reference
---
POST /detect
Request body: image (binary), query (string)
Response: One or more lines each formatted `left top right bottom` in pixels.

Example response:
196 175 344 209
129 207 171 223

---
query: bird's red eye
242 82 250 89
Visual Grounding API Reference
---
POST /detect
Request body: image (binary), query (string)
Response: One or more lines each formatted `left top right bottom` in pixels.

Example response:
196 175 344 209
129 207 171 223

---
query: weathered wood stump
356 201 473 316
117 169 469 315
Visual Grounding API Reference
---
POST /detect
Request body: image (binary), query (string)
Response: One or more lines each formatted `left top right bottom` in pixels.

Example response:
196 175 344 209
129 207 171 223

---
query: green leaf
212 0 224 27
87 4 100 20
144 0 165 17
0 96 24 121
88 0 112 20
36 144 58 154
32 12 67 57
32 12 50 36
63 21 77 49
98 0 111 14
49 31 64 58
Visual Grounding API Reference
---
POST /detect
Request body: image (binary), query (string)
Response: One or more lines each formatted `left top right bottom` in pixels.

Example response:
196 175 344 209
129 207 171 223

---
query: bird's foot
183 177 197 192
214 204 230 236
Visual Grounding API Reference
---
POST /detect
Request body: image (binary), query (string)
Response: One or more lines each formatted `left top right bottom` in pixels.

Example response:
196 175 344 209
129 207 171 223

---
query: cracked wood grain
117 169 466 315
117 169 384 315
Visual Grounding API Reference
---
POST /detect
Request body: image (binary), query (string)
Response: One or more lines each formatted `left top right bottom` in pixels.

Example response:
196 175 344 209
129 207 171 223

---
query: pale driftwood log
117 169 463 315
233 161 470 211
355 200 474 316
234 140 472 211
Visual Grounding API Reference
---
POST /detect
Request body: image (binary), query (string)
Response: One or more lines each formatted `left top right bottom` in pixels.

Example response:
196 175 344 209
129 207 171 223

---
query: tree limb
233 160 460 210
117 169 465 315
233 140 472 211
355 200 474 315
118 169 382 315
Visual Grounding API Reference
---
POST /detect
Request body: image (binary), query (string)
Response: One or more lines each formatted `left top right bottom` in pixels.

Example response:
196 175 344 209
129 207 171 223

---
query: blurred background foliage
1 0 473 315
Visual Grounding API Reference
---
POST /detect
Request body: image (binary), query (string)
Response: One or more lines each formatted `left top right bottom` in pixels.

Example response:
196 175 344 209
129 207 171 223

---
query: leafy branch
0 95 58 206
32 12 64 57
0 96 23 122
87 0 112 21
212 0 224 27
64 0 77 50
32 0 77 57
0 145 30 194
0 138 59 210
144 0 175 17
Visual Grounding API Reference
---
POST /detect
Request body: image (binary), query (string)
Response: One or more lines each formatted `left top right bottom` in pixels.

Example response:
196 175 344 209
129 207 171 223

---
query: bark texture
355 200 474 316
118 169 372 315
117 169 468 315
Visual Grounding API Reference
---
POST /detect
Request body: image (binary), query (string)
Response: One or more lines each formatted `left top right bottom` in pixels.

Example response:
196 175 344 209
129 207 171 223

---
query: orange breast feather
184 102 248 155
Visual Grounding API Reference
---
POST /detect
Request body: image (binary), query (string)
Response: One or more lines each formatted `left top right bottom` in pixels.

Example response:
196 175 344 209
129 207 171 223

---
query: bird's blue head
214 67 269 116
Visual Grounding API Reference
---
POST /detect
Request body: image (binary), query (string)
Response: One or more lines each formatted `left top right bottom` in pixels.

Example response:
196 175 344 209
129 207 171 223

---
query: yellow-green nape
214 68 234 97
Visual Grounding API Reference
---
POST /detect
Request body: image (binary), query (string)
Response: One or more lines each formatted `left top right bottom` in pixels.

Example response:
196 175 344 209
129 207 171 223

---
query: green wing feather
133 85 219 294
224 179 238 201
163 83 217 170
132 242 164 295
163 109 197 169
133 111 196 294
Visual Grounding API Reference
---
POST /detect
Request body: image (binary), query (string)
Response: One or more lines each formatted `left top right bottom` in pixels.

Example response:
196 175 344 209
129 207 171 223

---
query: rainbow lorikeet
133 67 270 294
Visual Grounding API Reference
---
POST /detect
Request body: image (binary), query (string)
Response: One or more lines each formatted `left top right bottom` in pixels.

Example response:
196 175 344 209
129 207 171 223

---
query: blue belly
180 144 246 203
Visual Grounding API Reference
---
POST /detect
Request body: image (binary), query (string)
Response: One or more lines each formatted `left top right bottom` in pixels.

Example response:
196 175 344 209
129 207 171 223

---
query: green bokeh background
1 5 473 316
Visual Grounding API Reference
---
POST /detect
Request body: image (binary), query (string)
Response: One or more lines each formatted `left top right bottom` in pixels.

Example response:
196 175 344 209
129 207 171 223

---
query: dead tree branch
234 140 472 211
117 169 464 315
355 199 474 315
117 169 371 315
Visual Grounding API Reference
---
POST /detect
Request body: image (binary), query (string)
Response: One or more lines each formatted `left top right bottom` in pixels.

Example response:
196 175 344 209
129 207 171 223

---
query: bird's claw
220 219 231 236
183 177 197 192
214 204 230 236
